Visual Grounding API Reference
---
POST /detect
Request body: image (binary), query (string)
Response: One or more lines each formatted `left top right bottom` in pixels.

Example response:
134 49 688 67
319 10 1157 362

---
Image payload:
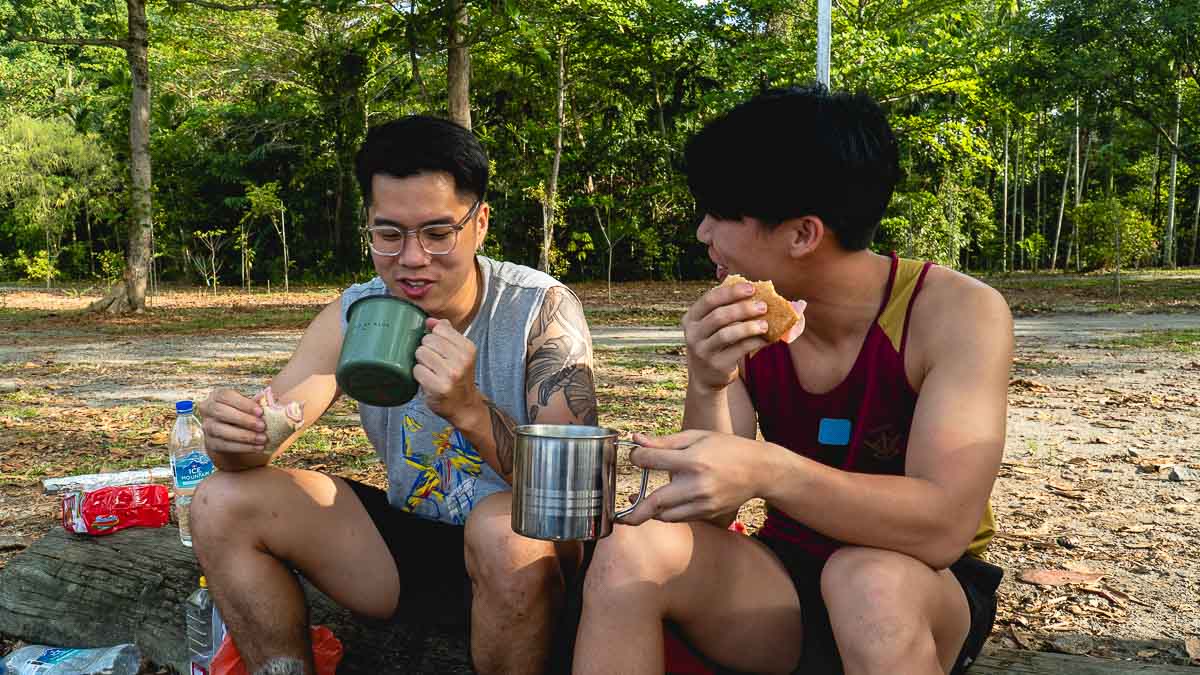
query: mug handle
613 440 651 521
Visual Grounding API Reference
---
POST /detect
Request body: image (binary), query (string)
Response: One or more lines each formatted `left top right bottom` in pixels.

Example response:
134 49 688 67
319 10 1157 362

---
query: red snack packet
211 625 343 675
61 484 170 535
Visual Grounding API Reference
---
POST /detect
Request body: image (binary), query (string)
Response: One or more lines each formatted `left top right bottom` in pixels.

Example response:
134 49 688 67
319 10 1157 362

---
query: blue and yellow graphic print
397 414 486 524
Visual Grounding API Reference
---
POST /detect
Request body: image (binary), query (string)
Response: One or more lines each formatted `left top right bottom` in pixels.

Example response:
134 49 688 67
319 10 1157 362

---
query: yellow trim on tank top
876 257 927 353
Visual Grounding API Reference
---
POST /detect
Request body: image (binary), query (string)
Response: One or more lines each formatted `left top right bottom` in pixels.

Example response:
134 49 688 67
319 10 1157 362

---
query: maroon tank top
745 253 933 560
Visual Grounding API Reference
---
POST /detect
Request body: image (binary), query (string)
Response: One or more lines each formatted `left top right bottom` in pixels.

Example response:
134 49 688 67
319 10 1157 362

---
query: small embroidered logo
863 426 904 461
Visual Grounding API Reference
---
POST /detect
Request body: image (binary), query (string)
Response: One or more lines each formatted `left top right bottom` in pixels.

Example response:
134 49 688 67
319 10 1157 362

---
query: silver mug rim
515 424 619 440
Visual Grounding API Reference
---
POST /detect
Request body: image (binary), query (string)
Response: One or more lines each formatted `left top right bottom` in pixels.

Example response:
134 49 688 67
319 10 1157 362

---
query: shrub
14 249 59 283
1072 199 1157 270
96 249 125 282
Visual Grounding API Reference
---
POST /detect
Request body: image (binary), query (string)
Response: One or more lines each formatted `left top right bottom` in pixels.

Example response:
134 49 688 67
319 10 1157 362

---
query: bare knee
821 547 938 667
583 521 688 606
191 468 279 561
464 509 562 611
821 547 912 603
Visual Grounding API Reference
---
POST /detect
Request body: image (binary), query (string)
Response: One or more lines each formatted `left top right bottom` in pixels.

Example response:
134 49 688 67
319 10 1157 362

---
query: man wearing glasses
193 116 596 675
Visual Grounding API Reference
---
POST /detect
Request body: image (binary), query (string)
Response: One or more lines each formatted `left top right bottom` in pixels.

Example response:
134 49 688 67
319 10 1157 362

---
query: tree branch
878 75 974 104
173 0 276 10
9 34 128 50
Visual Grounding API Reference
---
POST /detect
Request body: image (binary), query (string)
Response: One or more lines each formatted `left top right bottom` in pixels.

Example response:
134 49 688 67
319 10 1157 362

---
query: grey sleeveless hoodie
340 256 560 525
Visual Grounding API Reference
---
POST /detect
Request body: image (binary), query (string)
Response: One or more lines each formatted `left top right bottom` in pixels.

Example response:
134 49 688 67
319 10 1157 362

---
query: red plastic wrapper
211 625 343 675
61 484 170 536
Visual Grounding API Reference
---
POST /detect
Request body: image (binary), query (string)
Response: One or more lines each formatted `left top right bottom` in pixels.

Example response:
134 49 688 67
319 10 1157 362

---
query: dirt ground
1 286 1199 669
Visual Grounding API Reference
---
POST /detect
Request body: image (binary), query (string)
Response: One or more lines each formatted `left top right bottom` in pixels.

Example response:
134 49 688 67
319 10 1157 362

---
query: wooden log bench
0 527 1195 674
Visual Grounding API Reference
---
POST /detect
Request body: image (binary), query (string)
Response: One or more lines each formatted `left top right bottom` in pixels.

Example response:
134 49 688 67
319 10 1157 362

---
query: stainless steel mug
511 425 651 541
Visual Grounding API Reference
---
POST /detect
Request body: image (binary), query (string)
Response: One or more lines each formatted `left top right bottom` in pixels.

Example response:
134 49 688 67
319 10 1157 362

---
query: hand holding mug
618 429 767 526
414 317 481 423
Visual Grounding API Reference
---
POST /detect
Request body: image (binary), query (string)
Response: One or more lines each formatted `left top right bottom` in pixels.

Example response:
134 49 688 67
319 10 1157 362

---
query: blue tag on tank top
818 418 852 446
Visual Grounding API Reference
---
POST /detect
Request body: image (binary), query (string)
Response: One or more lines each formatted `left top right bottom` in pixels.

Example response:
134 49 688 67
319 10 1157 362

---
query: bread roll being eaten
719 274 801 343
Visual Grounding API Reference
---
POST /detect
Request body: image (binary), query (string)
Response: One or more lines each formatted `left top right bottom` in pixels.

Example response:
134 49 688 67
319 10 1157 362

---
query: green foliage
13 249 58 282
878 189 970 267
0 115 115 276
96 248 124 281
1017 232 1048 270
1072 199 1158 269
1 0 1196 285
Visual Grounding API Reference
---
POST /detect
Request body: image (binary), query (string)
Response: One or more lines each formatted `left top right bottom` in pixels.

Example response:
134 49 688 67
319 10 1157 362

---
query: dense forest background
1 0 1198 310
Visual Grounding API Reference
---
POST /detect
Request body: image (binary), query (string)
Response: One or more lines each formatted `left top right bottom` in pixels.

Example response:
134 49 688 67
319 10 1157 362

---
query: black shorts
758 537 1003 675
344 478 589 672
343 477 471 625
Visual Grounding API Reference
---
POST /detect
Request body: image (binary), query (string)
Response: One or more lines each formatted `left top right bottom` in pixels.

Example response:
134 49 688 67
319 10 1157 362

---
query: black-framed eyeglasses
365 199 482 257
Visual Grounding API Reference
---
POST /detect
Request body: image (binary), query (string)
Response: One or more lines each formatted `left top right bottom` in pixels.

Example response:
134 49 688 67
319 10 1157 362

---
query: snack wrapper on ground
61 484 170 535
211 624 342 675
259 386 304 454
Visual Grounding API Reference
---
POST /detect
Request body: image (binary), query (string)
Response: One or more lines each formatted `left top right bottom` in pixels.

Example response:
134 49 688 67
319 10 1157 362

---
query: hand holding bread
682 274 805 392
259 386 304 454
718 274 803 344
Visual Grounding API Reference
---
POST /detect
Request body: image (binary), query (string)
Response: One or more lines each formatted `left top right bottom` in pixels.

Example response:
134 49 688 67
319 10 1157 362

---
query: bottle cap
176 400 194 414
199 576 208 588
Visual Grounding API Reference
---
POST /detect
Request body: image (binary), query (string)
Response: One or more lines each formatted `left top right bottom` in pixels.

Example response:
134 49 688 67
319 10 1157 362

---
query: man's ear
475 203 490 250
785 215 825 258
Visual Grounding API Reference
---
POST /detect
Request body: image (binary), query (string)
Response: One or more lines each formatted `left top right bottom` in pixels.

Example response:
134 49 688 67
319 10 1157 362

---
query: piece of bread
259 386 303 454
720 274 800 343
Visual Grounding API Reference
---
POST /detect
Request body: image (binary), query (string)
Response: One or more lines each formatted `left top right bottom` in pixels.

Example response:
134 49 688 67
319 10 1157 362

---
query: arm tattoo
526 287 598 426
485 398 518 476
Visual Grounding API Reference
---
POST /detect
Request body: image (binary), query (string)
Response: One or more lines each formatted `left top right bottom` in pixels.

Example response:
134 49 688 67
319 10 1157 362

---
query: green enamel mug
336 295 428 407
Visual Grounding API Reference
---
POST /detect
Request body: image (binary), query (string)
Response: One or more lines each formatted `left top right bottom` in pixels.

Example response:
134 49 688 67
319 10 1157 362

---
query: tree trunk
538 40 566 274
333 156 345 254
43 227 52 289
124 0 152 311
1069 103 1086 273
1191 182 1199 266
281 206 290 293
1078 131 1091 204
1035 113 1043 269
1001 118 1009 272
1164 85 1181 268
0 527 472 675
447 0 471 130
408 0 429 105
209 243 218 289
1151 135 1162 235
1016 127 1024 270
1115 208 1122 297
88 0 152 314
240 224 248 290
594 205 613 302
1051 131 1075 271
1075 131 1093 272
651 71 668 138
85 201 95 277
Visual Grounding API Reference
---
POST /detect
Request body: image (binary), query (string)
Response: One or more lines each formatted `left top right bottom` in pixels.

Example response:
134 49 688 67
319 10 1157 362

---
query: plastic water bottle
187 576 218 675
212 600 227 656
169 400 214 547
1 643 140 675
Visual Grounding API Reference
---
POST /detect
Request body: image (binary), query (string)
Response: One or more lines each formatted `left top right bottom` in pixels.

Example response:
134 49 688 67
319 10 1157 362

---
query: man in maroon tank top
573 86 1012 675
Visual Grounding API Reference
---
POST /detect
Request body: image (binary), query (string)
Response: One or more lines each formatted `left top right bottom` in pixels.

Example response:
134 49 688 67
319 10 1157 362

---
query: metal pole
817 0 831 87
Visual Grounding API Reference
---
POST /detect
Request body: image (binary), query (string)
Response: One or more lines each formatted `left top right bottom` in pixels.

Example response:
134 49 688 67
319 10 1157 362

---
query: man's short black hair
684 84 900 251
355 115 488 207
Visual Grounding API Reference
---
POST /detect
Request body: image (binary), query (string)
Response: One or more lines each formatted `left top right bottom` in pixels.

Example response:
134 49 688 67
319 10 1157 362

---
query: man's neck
443 257 484 333
788 250 892 346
